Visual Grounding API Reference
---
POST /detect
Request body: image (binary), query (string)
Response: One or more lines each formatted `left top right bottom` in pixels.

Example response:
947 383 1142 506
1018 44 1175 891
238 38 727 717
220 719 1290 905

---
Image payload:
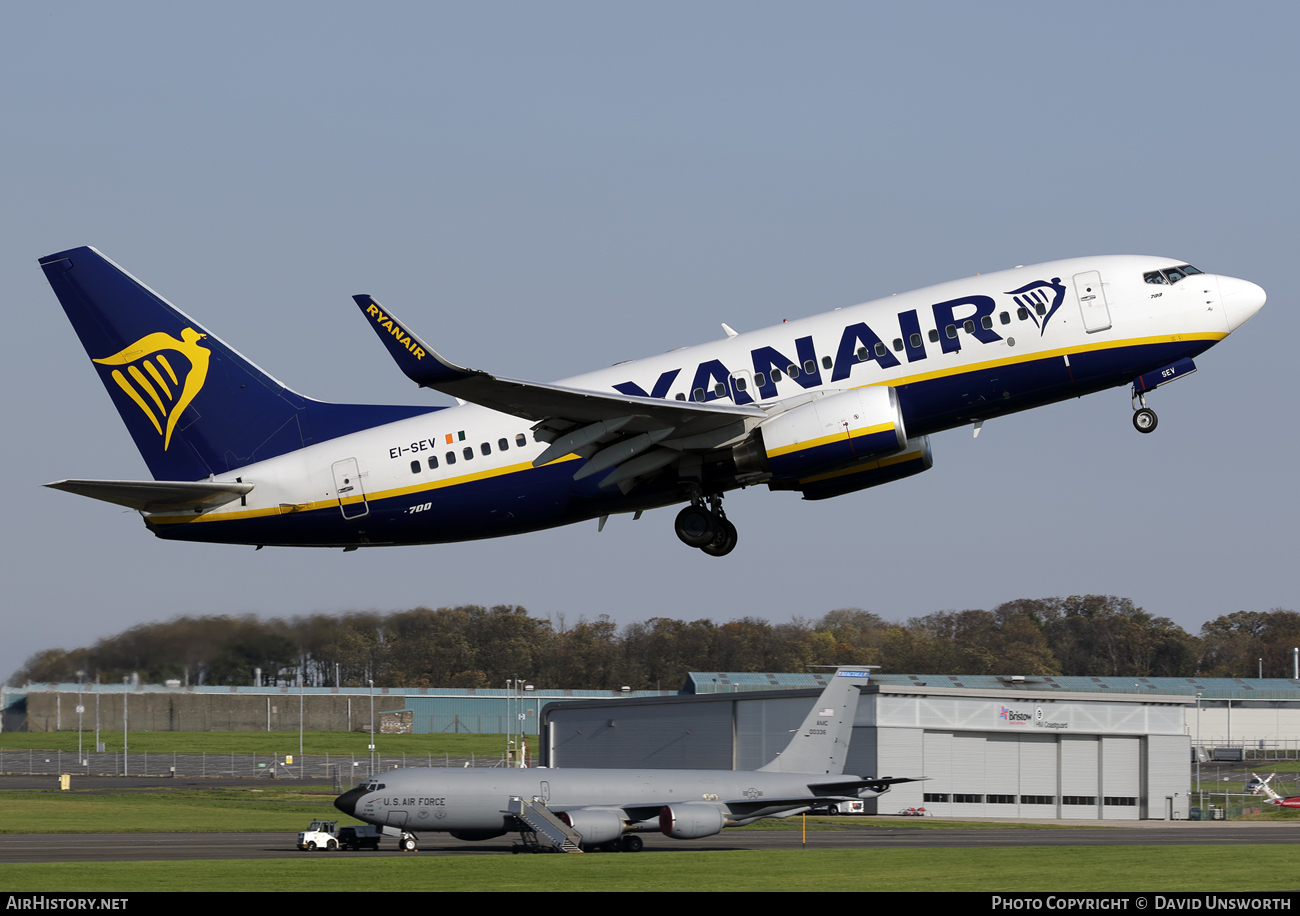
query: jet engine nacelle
659 804 726 839
754 387 907 480
558 808 625 845
797 435 932 501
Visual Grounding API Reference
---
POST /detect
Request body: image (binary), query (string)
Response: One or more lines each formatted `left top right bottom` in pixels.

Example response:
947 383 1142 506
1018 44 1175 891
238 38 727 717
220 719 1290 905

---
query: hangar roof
683 672 1300 700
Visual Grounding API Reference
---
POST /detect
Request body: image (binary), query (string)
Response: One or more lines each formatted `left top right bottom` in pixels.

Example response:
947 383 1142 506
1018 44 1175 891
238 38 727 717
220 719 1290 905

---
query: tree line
10 597 1299 690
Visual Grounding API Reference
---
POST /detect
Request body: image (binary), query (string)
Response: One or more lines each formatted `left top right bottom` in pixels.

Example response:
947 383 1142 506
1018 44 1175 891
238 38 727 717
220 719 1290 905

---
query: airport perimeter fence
0 748 512 782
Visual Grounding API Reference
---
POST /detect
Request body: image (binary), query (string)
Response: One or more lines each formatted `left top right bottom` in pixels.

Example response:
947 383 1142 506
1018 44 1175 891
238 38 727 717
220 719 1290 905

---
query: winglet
352 295 479 387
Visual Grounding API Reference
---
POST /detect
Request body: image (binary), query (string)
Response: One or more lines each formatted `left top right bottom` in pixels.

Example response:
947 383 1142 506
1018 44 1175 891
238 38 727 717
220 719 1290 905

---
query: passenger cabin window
963 319 975 334
1017 306 1029 320
874 342 886 357
892 338 903 351
463 446 474 460
516 433 527 447
786 364 800 379
693 388 705 401
446 451 456 465
498 438 509 451
981 316 993 330
714 382 727 397
802 359 815 375
999 311 1010 325
675 392 686 400
734 376 748 392
856 346 869 361
480 442 491 456
771 368 783 381
410 460 421 474
910 333 922 348
929 329 940 343
754 372 766 387
945 324 957 338
427 456 438 469
821 355 833 369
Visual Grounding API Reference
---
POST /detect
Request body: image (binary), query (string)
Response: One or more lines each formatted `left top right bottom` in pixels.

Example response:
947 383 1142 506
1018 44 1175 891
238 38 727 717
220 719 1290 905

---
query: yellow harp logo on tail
93 328 210 450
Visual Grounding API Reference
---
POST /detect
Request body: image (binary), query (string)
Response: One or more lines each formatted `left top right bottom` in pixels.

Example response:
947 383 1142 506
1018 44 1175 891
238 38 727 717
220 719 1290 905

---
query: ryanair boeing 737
40 247 1264 556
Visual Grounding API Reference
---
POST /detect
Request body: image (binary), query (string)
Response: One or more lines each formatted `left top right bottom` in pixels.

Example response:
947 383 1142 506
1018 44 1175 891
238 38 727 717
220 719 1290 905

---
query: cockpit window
1143 264 1202 285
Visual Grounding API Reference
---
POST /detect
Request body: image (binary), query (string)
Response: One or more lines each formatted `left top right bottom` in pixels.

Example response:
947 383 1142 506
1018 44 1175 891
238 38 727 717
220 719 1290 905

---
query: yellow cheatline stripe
110 370 162 435
147 455 583 525
127 364 166 415
765 422 895 459
144 359 172 400
860 332 1226 391
798 448 921 484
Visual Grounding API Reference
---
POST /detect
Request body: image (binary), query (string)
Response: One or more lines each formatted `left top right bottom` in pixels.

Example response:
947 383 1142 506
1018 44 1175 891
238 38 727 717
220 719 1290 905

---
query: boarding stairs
508 797 584 853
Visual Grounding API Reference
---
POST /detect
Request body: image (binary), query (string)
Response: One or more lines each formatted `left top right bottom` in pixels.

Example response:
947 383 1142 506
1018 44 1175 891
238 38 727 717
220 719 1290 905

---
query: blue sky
2 2 1295 682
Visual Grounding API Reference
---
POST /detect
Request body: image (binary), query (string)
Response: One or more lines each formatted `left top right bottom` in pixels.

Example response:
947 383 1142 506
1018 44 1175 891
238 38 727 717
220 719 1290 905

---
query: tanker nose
334 786 366 817
1219 275 1266 332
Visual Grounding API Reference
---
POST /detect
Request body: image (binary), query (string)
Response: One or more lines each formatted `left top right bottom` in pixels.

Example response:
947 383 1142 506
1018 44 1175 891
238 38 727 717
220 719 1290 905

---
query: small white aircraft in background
1248 773 1300 809
41 248 1264 555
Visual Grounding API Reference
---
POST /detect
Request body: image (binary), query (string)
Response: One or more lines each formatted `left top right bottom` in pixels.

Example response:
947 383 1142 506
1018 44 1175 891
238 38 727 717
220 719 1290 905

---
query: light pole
368 678 375 777
1195 693 1202 804
75 671 84 768
122 676 129 778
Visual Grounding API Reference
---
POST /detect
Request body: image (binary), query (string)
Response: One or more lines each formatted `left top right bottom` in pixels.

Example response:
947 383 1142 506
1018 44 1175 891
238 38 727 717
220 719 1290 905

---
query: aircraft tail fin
756 667 873 775
41 247 436 481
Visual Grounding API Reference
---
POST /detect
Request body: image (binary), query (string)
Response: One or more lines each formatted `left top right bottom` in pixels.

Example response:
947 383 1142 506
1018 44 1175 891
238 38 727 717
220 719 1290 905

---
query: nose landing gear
674 495 737 557
1131 389 1158 434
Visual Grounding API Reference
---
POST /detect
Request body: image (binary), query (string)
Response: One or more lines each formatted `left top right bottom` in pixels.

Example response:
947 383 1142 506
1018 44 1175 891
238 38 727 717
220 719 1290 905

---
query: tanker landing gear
1131 389 1158 434
674 496 737 557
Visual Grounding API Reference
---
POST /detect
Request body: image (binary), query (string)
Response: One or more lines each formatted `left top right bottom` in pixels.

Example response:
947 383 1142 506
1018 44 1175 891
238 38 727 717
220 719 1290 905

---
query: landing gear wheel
675 505 718 547
601 839 623 853
400 834 417 852
621 835 644 852
700 518 738 557
1133 408 1158 434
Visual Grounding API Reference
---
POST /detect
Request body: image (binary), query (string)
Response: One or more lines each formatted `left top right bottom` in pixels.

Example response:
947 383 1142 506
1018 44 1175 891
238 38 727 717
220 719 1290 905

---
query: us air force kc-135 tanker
40 247 1264 555
330 667 910 852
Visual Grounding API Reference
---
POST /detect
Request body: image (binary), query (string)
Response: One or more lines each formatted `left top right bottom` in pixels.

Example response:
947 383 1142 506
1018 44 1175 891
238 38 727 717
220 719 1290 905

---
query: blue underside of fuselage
148 338 1214 547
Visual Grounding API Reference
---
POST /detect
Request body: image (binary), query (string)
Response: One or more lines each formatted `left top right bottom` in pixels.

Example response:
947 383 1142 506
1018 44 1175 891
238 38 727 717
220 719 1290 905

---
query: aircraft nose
1219 275 1266 332
334 786 367 817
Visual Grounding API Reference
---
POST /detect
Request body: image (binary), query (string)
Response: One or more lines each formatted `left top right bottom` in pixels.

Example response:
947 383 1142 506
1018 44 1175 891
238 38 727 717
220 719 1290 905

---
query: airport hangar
541 673 1228 822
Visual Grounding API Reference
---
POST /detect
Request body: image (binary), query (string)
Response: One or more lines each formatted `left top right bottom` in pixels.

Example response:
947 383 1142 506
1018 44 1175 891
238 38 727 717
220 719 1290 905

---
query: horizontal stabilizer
45 478 253 512
806 776 928 794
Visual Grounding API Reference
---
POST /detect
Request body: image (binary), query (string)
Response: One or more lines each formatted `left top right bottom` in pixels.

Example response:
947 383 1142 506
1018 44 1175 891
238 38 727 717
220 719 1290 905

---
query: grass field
4 846 1299 892
0 730 510 759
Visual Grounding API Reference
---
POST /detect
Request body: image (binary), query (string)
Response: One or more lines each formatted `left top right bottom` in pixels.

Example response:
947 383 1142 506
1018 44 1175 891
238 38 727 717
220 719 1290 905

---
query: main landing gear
675 495 737 557
1131 389 1158 434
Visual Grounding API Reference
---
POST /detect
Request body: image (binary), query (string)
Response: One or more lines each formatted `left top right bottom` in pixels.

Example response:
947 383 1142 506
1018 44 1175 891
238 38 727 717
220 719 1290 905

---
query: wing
45 478 253 512
353 295 767 490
